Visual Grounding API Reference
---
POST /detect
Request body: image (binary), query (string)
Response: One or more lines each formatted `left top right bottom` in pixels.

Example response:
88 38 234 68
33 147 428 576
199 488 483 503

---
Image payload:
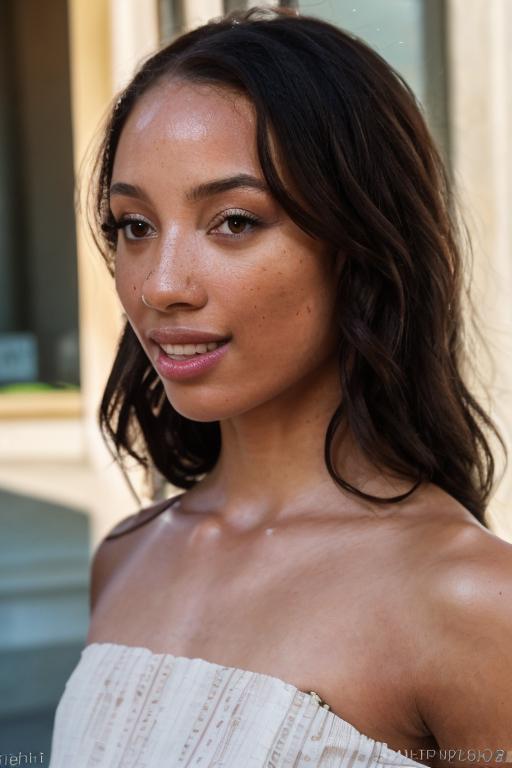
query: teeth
161 341 224 355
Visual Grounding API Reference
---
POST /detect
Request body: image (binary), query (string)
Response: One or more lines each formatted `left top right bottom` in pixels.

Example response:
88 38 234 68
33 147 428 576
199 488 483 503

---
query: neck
180 357 409 530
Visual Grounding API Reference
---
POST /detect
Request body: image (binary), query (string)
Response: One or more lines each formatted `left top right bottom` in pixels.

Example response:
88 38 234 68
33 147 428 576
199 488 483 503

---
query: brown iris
227 216 247 234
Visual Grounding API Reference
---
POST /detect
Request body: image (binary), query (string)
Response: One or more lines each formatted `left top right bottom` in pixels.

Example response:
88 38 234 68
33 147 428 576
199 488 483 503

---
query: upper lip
148 327 231 345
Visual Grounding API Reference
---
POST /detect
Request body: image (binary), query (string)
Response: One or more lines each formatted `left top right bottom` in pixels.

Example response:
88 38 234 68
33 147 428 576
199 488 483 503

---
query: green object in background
0 382 80 393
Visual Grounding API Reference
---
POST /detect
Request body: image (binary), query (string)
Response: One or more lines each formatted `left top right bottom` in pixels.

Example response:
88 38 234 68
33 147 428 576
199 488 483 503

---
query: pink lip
154 340 230 381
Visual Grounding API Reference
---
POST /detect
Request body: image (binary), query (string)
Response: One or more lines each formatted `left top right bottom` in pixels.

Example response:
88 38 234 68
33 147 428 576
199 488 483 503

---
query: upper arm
89 536 126 616
89 538 110 616
414 531 512 761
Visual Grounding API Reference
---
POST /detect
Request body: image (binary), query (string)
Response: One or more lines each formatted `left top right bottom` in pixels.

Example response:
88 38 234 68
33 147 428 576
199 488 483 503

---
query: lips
154 337 231 381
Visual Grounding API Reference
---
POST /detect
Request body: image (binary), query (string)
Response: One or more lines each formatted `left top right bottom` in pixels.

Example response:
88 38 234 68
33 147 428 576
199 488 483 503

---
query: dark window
0 0 80 393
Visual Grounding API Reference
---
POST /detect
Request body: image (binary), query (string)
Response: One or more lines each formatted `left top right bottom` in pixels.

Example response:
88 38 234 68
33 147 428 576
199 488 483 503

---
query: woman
49 6 512 767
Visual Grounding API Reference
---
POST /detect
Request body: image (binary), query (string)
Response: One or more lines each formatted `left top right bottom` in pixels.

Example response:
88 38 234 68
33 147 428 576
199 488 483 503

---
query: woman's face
110 79 340 421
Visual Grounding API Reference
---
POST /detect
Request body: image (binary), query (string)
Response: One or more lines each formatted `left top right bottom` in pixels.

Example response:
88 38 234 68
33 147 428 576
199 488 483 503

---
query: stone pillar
447 0 512 538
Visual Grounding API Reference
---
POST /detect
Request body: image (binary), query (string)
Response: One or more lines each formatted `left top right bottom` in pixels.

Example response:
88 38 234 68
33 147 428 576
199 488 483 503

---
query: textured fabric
49 642 429 767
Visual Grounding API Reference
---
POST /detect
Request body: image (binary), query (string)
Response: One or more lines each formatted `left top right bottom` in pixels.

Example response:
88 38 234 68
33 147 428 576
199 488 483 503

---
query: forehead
113 79 260 174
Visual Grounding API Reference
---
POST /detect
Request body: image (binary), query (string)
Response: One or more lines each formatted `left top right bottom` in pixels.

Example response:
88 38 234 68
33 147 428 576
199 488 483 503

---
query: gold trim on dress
308 691 331 710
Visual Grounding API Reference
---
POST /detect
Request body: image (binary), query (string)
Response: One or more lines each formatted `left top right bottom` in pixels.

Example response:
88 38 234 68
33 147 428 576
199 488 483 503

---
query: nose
141 231 207 312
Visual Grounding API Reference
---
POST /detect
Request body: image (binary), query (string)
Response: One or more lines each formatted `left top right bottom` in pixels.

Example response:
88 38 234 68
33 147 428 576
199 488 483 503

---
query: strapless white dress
48 641 429 767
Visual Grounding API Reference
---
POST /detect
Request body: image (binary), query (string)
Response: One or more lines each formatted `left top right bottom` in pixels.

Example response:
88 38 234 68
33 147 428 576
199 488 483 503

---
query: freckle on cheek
306 305 311 313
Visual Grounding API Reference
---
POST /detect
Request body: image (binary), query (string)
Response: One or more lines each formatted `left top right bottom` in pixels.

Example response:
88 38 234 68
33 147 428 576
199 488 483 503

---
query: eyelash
105 209 261 243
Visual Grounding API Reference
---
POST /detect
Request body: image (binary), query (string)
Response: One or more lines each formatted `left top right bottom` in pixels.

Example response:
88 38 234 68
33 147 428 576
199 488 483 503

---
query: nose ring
141 293 151 307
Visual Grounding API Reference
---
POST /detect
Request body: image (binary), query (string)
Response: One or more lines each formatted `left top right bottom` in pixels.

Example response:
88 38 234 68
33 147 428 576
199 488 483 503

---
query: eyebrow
109 173 270 203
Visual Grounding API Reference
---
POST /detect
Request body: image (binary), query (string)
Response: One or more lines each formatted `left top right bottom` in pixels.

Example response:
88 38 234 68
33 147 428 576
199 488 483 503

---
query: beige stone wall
183 0 223 28
447 0 512 539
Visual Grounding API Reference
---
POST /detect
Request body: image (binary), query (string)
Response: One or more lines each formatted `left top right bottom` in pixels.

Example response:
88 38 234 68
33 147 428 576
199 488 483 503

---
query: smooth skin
88 79 512 766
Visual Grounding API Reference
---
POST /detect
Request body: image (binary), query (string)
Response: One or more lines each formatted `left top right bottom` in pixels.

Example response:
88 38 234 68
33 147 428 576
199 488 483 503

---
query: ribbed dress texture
48 641 429 767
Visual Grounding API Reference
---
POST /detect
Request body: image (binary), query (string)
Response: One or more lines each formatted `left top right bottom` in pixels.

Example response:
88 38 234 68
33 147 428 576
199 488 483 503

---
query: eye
112 215 156 241
210 209 260 240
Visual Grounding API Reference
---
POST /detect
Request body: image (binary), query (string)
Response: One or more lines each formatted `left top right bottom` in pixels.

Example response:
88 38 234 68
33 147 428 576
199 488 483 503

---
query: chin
161 384 238 423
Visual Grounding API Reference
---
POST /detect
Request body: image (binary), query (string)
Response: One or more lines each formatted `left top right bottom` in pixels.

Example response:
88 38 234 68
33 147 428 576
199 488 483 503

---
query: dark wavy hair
88 5 507 526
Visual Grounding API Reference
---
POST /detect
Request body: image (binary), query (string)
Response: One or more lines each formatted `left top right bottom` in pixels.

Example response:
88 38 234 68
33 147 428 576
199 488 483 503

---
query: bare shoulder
409 493 512 755
89 494 183 614
88 509 147 615
409 487 512 608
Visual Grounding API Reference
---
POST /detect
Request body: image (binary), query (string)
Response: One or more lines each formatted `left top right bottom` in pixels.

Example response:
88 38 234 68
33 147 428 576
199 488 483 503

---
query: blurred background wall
0 0 510 764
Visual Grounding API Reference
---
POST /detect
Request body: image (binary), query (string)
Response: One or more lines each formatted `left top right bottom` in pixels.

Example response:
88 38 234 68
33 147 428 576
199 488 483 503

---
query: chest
88 515 436 754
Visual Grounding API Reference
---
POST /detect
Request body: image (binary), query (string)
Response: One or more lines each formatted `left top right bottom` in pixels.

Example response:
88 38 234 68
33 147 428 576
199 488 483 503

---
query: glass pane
298 0 448 157
224 0 251 12
303 0 426 99
159 0 184 41
0 0 80 394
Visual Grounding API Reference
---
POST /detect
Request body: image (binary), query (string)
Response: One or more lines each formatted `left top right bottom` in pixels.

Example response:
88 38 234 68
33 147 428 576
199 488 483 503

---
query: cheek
114 266 151 351
236 255 337 359
115 262 139 311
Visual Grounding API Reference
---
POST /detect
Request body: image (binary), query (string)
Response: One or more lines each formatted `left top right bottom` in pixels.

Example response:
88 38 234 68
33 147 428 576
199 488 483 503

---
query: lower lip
154 341 231 381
